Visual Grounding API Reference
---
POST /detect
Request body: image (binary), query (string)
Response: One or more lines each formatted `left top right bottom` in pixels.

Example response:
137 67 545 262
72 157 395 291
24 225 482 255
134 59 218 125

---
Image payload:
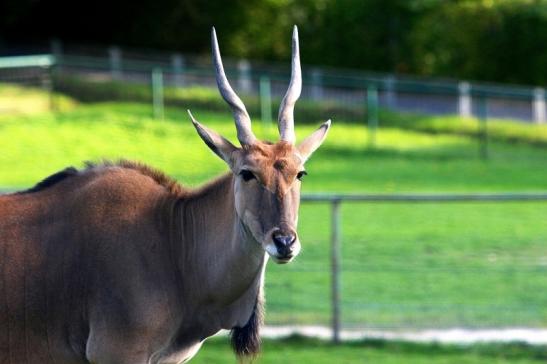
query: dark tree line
1 0 546 85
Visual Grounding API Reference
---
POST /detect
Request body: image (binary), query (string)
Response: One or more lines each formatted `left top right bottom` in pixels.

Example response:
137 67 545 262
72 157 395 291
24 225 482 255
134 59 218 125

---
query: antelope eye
296 171 307 181
239 170 256 182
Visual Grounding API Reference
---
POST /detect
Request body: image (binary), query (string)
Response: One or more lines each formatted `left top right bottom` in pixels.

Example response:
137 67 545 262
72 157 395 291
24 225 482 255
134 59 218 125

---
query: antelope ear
188 110 237 164
297 120 331 161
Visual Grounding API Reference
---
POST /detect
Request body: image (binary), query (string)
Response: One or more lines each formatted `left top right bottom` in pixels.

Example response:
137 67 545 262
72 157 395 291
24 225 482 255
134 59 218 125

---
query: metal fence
276 192 547 342
57 49 547 124
0 44 546 125
1 188 546 341
1 47 546 162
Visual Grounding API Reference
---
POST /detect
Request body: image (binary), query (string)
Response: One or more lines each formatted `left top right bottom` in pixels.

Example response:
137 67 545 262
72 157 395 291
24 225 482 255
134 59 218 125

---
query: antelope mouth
272 255 295 264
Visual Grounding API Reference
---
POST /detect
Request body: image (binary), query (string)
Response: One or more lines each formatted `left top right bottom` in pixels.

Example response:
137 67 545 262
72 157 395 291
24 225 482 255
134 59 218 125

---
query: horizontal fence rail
1 50 546 125
0 54 55 68
299 192 547 343
56 52 546 123
302 192 547 203
3 188 545 341
1 51 546 161
3 188 547 201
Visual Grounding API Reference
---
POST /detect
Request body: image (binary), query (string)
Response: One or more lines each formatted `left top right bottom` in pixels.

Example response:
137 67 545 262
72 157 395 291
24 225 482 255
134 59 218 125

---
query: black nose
272 232 296 256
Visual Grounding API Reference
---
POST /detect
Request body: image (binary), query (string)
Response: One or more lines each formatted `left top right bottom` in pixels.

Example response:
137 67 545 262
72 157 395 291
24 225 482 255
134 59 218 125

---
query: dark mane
19 160 187 196
19 167 79 194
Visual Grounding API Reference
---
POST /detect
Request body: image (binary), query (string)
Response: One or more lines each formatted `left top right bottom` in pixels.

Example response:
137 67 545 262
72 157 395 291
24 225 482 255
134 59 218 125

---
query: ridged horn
278 25 301 144
211 27 256 146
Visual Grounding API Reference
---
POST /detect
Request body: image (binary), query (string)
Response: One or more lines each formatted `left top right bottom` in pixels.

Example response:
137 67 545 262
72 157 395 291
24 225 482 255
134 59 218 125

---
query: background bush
2 0 547 85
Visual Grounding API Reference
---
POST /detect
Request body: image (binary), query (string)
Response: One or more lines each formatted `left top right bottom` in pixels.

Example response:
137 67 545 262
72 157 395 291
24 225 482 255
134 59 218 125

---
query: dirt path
259 325 547 345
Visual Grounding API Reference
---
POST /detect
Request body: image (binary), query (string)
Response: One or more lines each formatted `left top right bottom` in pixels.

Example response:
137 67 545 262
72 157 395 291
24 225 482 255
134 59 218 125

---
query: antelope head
189 26 330 264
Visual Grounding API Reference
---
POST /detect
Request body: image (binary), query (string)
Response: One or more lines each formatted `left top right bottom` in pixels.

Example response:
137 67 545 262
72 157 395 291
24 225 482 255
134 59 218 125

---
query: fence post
108 46 122 80
259 76 272 126
41 66 54 112
384 75 397 109
50 38 62 70
331 199 342 344
533 87 546 124
477 95 488 159
459 81 472 118
171 53 185 88
367 84 379 148
311 68 324 100
152 68 164 120
238 59 252 94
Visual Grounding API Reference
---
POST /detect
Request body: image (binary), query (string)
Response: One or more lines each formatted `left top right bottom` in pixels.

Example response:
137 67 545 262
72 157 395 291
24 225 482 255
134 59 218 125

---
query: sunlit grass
383 111 547 147
0 83 76 115
53 76 547 146
1 102 546 192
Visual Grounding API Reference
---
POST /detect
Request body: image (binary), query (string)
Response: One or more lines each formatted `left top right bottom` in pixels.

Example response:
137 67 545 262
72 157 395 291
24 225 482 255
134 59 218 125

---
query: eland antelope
0 26 330 363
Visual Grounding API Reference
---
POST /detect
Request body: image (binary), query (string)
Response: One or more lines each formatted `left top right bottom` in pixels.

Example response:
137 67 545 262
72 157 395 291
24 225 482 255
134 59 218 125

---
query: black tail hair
230 295 264 360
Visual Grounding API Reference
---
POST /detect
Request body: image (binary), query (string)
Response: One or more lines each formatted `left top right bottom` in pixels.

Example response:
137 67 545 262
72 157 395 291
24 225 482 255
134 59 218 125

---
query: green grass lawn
192 336 547 364
1 102 546 192
1 90 547 330
271 201 547 327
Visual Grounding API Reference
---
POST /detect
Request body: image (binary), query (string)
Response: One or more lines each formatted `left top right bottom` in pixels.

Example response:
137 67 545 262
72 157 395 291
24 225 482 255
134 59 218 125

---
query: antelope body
0 26 329 363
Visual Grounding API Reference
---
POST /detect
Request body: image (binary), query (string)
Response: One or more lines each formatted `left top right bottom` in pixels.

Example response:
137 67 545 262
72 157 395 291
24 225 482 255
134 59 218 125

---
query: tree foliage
0 0 546 85
410 0 547 84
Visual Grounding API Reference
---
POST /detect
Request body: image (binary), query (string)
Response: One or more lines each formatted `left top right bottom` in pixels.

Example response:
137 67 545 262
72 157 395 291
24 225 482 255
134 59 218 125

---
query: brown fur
0 160 265 363
2 25 330 362
244 141 295 163
1 123 328 364
86 159 187 196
